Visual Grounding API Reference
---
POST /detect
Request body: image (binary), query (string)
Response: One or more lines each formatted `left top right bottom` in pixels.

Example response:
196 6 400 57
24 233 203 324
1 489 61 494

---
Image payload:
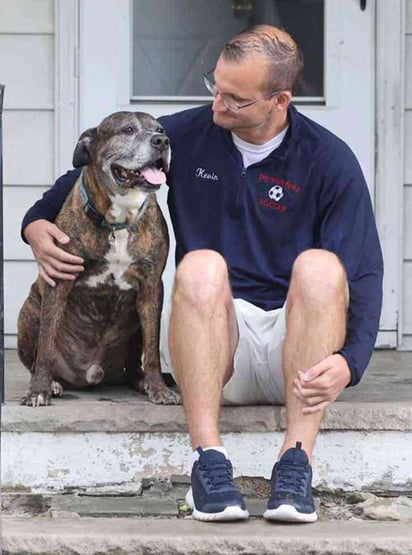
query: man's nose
212 91 228 112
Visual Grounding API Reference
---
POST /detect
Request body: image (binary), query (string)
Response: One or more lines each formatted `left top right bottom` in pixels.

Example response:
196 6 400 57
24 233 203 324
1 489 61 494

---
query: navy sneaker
263 441 318 523
186 447 249 521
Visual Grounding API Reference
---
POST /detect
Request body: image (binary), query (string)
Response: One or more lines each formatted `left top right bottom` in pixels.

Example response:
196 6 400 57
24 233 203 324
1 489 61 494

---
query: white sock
189 446 228 470
204 446 228 457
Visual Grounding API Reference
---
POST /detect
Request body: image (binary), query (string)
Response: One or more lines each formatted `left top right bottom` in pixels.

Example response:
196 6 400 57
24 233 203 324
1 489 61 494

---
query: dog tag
109 229 116 243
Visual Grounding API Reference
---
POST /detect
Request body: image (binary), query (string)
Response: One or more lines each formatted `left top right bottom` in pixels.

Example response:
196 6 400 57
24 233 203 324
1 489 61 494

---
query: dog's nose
150 134 170 150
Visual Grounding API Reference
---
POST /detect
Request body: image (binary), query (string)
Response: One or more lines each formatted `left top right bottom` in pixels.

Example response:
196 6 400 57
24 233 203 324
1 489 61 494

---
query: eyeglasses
203 69 285 113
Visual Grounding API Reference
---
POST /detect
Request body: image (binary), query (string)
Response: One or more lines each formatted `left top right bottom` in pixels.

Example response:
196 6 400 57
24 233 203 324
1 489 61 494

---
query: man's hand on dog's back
24 219 85 288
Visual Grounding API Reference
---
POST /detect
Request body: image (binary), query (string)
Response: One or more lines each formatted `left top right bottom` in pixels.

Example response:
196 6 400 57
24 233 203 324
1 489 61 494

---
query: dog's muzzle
111 146 170 191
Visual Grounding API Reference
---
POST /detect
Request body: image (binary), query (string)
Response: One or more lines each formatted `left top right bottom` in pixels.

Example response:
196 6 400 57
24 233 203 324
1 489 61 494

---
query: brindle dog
18 111 180 406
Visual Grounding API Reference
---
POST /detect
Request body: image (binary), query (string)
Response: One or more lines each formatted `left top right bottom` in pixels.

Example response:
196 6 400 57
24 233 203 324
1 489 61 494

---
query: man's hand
293 354 351 414
24 219 85 288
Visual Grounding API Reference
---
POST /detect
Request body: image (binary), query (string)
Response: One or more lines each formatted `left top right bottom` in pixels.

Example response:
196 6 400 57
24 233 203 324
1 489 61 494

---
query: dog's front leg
21 280 74 407
137 278 180 405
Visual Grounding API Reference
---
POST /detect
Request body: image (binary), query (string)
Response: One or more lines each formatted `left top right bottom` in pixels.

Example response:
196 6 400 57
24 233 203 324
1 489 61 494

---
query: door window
131 0 324 103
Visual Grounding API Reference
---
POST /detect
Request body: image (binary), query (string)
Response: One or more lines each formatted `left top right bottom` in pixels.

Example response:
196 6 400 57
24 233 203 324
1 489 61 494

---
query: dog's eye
155 126 164 134
122 126 134 135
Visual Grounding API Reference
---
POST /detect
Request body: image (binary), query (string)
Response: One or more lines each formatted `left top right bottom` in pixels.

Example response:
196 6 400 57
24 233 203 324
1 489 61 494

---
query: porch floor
2 349 412 433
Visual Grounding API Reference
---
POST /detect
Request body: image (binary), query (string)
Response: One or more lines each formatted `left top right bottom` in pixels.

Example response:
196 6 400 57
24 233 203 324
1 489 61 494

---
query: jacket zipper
231 167 247 217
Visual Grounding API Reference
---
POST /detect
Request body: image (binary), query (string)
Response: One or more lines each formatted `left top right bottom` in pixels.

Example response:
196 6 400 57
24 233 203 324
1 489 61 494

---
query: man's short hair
222 25 304 94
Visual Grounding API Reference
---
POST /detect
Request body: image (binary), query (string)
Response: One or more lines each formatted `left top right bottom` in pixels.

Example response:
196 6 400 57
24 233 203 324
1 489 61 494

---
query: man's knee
289 249 349 305
173 249 231 307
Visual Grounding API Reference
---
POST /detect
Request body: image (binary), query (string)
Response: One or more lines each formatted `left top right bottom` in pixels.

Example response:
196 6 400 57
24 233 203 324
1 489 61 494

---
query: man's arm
22 168 83 287
317 154 384 387
21 168 81 241
294 145 383 412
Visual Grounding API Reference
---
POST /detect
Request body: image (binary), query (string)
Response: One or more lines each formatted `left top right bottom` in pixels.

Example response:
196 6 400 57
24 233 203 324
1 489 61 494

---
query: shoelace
200 460 233 490
276 461 308 495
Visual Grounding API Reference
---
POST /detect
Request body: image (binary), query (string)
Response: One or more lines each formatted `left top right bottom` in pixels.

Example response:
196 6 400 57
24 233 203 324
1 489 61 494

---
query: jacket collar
219 103 300 163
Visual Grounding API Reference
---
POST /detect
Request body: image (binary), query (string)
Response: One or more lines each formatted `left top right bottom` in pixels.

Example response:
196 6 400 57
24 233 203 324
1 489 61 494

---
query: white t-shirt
232 126 289 169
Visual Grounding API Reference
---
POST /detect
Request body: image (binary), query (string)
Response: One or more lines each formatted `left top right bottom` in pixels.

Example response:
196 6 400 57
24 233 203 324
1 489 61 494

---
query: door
79 0 374 185
77 0 392 345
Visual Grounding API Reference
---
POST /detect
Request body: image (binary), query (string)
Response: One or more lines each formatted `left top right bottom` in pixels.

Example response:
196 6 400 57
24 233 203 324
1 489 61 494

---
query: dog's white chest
85 229 134 290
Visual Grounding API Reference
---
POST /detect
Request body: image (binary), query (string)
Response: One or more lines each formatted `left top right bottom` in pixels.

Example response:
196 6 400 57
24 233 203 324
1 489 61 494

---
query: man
22 25 383 523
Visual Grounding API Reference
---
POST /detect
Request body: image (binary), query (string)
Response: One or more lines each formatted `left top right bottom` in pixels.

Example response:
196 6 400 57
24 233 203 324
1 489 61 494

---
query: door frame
374 0 406 347
56 0 405 347
54 0 80 176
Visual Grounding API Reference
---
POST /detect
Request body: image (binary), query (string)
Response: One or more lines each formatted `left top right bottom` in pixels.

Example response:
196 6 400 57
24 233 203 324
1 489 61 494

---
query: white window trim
375 0 406 348
54 0 80 177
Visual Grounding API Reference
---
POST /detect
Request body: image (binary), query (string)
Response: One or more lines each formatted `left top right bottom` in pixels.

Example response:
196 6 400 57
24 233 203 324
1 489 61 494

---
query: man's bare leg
280 249 349 461
169 249 238 450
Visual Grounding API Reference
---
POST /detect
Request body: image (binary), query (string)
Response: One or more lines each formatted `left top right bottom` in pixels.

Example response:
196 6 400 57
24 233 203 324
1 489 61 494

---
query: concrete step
3 478 412 554
3 516 412 555
2 350 412 491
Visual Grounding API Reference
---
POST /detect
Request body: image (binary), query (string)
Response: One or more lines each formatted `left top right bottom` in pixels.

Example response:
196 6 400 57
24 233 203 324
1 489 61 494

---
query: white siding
4 261 39 348
403 262 412 333
406 112 412 184
407 0 412 33
0 35 54 109
405 187 412 260
1 0 55 347
4 187 48 260
3 111 55 185
403 0 412 348
0 0 54 34
407 36 412 110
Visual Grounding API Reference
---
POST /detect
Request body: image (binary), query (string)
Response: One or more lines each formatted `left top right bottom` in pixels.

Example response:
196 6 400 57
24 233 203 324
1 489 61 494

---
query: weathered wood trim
55 0 79 177
375 0 406 346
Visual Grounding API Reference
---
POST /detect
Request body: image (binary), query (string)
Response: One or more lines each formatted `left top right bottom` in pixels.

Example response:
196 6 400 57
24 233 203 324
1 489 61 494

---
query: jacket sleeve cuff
333 349 359 388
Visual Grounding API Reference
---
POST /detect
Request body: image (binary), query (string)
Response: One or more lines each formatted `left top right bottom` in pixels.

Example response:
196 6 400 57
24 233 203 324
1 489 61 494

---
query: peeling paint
2 431 411 491
47 469 70 479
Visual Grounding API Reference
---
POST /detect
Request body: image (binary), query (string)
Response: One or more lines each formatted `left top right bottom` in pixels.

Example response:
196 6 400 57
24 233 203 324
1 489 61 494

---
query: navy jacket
21 104 383 386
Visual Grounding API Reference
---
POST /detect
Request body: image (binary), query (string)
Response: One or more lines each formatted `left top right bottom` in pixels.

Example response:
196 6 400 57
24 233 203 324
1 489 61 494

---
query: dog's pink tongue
140 167 165 185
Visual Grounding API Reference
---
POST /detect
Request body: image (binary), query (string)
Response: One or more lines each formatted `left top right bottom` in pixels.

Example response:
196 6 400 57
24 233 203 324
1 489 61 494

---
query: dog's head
72 111 171 195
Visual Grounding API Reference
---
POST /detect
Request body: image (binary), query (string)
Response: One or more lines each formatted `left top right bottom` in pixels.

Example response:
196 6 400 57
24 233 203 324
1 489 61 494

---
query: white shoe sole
263 504 318 523
186 488 249 522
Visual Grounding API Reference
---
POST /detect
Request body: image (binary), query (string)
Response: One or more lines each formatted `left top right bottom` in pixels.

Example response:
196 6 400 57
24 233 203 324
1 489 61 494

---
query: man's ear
275 91 292 111
72 127 97 168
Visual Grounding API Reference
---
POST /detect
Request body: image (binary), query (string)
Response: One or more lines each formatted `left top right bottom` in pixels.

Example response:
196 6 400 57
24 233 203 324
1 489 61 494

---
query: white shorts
160 298 286 405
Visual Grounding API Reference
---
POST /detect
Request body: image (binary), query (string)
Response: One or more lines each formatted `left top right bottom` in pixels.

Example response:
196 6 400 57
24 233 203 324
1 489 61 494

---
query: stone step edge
2 401 412 432
3 517 412 555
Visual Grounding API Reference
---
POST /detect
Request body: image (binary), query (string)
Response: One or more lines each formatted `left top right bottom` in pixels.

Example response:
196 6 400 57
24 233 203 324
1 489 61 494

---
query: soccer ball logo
268 185 284 202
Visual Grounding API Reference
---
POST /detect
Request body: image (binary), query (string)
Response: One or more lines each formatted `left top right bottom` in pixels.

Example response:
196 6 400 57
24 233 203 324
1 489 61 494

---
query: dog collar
79 172 150 242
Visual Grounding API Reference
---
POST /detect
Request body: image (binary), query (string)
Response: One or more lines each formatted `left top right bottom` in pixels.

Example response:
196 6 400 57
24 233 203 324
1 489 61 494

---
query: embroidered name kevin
196 167 219 181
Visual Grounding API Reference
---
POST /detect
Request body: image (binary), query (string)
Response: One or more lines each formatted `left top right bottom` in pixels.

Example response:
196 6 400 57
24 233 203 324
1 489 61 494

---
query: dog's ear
72 127 98 168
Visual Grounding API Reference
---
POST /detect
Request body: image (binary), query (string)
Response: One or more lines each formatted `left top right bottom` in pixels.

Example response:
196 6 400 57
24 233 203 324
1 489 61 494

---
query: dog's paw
146 383 181 405
20 391 52 407
51 380 64 397
127 375 146 394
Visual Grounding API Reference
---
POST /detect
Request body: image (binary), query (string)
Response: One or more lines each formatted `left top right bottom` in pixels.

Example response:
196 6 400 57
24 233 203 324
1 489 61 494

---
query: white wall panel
405 111 412 185
0 0 54 33
407 0 412 33
5 335 17 349
405 187 412 260
4 261 39 335
403 1 412 346
401 335 412 349
403 262 412 334
4 186 48 260
3 110 54 185
0 35 54 109
407 36 412 109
